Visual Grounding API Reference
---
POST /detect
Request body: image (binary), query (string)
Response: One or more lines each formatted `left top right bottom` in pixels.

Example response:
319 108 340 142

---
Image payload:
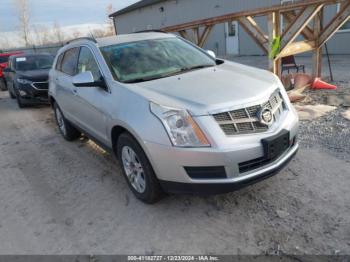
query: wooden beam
162 0 342 32
278 40 316 57
319 2 350 46
282 11 314 40
312 8 323 78
280 4 324 49
238 16 269 53
179 30 190 40
192 27 200 45
198 25 213 47
268 12 281 76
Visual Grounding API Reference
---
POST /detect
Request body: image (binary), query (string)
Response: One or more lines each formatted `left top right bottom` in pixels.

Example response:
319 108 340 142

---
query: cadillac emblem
259 107 273 126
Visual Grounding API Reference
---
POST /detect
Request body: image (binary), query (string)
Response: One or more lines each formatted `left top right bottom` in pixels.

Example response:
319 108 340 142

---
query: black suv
4 54 54 108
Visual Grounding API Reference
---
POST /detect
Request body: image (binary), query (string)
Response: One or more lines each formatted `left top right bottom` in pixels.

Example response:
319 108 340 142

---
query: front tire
117 133 163 204
16 96 25 108
14 88 26 108
53 102 81 141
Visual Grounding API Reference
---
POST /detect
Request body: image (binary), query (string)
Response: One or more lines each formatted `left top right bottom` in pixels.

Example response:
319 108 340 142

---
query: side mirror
3 67 13 73
207 50 216 59
73 71 94 87
73 71 107 89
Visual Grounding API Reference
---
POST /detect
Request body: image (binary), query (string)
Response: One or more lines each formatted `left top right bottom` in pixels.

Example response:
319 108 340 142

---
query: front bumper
17 83 49 104
143 108 299 194
159 145 298 194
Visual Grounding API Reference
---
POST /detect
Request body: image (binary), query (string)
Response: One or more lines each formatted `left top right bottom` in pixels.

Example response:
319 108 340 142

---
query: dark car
0 51 24 90
4 54 54 108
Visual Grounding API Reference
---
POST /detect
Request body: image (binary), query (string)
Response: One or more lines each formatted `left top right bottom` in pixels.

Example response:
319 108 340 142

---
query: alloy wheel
121 146 146 193
55 107 66 136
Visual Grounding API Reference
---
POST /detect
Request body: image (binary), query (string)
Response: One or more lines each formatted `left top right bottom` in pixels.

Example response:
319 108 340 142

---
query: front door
73 46 109 144
225 21 239 55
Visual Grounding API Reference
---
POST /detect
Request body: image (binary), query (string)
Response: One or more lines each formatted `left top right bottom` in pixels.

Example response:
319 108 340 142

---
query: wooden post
238 16 269 53
280 4 324 50
312 8 323 78
282 11 314 40
268 12 281 77
198 26 213 47
192 27 199 45
319 2 350 46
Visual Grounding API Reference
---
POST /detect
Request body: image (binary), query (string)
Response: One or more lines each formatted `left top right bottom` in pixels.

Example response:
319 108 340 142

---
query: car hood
17 69 50 82
123 61 281 116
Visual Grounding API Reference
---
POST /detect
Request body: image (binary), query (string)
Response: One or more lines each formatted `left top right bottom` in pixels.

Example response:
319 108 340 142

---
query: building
110 0 350 56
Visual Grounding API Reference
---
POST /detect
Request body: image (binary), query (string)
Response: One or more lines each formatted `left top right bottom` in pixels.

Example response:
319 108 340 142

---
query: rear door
54 47 80 123
72 46 109 144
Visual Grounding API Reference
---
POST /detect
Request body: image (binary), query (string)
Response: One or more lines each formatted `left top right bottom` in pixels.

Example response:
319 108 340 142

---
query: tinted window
77 47 102 81
14 55 54 71
55 53 64 71
61 48 79 76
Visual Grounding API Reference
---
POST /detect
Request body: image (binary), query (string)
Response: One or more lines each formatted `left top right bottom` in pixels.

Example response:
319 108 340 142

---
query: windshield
15 55 54 71
100 37 216 83
0 56 9 64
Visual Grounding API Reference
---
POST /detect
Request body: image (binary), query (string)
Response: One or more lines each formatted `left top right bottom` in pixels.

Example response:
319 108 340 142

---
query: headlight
17 78 32 85
150 102 210 147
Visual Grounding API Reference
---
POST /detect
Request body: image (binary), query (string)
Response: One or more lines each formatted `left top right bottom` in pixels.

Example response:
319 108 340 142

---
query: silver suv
49 32 298 203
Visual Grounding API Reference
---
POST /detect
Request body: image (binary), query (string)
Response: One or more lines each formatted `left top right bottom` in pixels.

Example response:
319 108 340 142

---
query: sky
0 0 139 32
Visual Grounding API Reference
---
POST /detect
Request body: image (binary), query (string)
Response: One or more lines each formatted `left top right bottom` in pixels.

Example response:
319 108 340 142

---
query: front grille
32 82 49 90
212 90 285 135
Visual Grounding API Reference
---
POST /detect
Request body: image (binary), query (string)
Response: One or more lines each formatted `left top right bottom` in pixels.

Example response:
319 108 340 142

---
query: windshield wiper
123 69 184 83
123 76 165 83
123 65 214 83
179 64 214 73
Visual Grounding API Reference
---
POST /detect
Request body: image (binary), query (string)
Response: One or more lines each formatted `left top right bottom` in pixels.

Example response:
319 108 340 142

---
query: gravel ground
296 81 350 160
0 84 350 255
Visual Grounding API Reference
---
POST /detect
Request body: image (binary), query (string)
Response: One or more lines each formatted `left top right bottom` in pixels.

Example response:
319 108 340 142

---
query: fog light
19 90 27 96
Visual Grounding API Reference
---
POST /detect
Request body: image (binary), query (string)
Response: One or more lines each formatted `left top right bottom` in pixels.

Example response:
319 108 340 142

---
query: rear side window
61 47 79 76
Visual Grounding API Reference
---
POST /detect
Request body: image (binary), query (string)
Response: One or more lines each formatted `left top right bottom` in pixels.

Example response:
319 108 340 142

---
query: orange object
312 78 337 90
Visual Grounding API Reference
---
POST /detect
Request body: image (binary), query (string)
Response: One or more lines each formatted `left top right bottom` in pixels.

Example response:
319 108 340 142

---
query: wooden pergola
162 0 350 78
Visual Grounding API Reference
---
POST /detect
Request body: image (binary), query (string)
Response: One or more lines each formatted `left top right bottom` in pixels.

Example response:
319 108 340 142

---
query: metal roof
109 0 166 17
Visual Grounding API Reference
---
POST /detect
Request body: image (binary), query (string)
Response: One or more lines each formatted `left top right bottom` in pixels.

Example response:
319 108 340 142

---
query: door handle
72 89 78 95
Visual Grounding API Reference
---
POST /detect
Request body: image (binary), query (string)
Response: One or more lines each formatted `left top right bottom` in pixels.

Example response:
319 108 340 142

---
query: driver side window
77 47 102 82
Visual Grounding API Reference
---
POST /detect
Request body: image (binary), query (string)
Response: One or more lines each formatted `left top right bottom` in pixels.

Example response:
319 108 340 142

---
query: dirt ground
0 88 350 255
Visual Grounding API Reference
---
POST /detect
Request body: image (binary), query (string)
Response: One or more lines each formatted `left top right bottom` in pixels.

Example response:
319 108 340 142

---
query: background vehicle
4 54 54 108
49 33 298 203
0 51 23 90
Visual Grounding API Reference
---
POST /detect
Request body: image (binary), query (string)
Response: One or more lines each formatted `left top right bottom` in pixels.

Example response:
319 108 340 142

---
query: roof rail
65 37 97 45
135 29 168 34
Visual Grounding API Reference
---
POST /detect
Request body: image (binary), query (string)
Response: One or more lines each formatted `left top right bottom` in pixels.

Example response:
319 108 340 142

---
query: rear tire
117 133 163 204
0 79 7 91
53 102 81 141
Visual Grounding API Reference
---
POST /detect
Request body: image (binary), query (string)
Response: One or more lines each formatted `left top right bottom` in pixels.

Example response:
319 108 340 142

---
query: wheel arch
48 95 56 109
110 124 150 160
